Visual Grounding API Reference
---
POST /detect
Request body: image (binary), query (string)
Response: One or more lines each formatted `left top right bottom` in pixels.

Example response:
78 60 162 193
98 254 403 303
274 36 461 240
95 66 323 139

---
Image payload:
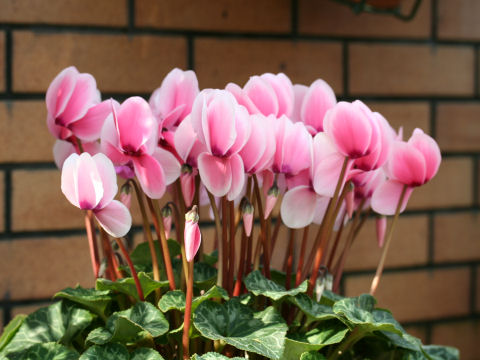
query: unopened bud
162 205 173 239
264 183 279 219
181 164 196 208
241 198 254 237
119 182 132 209
376 216 387 248
184 205 201 262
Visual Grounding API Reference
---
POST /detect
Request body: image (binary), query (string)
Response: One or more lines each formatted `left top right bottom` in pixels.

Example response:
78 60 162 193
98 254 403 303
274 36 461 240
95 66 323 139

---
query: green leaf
333 295 402 335
0 342 78 360
96 272 168 301
193 263 218 290
422 345 459 360
319 290 344 306
191 352 246 359
381 331 423 352
194 299 287 360
1 301 94 355
281 320 348 359
158 290 186 313
79 343 129 360
244 270 308 301
130 239 180 267
0 315 26 352
130 348 165 360
87 301 168 345
289 294 337 323
300 351 327 360
192 286 229 312
54 286 114 319
203 250 218 266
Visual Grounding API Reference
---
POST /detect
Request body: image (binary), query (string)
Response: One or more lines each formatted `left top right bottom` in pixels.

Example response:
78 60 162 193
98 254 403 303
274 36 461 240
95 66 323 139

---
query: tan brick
0 236 94 300
477 266 480 313
438 0 480 41
0 101 55 163
436 103 480 152
0 33 4 92
344 268 470 322
431 320 480 360
0 0 126 27
195 38 343 93
13 32 187 93
366 102 431 136
408 157 473 209
136 0 291 33
343 215 428 271
434 213 480 262
299 0 430 38
11 169 82 231
349 44 474 96
0 173 4 232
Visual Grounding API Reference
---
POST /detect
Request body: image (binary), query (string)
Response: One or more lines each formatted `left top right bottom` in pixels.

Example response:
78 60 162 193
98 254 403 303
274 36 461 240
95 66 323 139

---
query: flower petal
92 153 118 209
198 153 232 197
94 200 132 237
301 79 336 133
280 185 318 228
244 76 279 116
227 153 245 201
75 152 104 209
371 180 413 216
133 154 166 199
389 141 427 186
70 100 112 142
61 153 80 207
152 147 181 185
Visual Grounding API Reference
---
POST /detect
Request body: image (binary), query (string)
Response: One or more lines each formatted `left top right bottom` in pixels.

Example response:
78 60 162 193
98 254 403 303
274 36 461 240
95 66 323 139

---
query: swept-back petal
239 114 267 173
260 73 294 117
389 141 427 186
132 154 166 199
75 152 104 209
70 100 112 142
198 153 232 197
94 200 132 237
227 153 245 201
408 128 441 183
244 76 279 116
291 84 308 123
92 153 118 209
46 66 78 119
228 105 251 155
54 140 76 169
61 153 80 207
301 79 336 133
371 179 413 216
152 147 181 185
226 82 261 114
280 185 317 228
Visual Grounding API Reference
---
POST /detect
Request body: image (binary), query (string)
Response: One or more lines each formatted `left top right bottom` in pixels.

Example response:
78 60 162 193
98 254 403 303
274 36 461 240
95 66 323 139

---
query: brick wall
0 0 479 358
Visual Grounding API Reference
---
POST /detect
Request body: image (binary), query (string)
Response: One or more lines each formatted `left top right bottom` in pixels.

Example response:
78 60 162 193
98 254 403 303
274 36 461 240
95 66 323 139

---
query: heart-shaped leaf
130 240 181 268
54 286 114 319
194 299 287 359
0 315 26 352
193 263 218 290
158 286 229 314
130 348 165 360
244 270 308 301
300 352 327 360
79 343 129 360
0 342 78 360
289 294 338 324
191 352 246 359
1 301 94 356
96 272 168 301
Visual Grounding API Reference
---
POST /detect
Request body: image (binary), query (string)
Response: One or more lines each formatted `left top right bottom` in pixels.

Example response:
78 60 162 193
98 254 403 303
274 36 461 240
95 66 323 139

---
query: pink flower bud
241 198 254 237
376 216 387 248
119 182 132 209
264 183 279 219
180 164 196 208
162 205 173 239
184 205 201 262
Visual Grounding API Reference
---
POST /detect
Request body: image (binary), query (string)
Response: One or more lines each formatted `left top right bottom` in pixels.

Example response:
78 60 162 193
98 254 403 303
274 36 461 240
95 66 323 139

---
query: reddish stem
270 218 282 253
85 210 100 278
233 228 247 297
114 237 144 301
183 261 194 359
253 175 271 279
100 229 116 281
326 212 347 271
221 196 229 289
285 229 296 290
227 200 236 295
295 226 310 287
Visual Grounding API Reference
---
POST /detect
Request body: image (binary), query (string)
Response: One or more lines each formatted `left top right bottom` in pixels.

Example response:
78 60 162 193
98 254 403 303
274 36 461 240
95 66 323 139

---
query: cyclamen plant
0 67 457 360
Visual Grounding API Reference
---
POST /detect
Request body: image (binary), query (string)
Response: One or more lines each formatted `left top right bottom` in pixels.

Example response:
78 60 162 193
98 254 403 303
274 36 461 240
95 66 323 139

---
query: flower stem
227 200 236 295
99 228 120 280
129 180 161 284
285 228 296 290
221 196 229 289
207 191 223 287
307 157 349 296
326 212 346 272
370 185 408 296
253 174 271 279
168 201 189 284
114 237 144 301
146 198 176 291
233 227 247 297
295 226 310 287
85 210 100 278
182 261 194 359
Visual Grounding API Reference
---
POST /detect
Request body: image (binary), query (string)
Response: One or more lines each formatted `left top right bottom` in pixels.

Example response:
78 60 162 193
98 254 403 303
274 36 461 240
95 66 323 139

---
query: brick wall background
0 0 479 358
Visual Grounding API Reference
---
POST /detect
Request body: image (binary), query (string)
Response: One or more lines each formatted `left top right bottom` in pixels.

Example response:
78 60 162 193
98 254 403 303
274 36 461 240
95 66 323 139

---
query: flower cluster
48 65 440 298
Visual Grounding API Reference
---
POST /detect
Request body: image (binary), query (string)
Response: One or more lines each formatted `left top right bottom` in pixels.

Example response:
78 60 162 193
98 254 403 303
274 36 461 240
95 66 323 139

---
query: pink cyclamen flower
190 89 250 200
323 101 380 159
46 66 111 142
61 152 132 237
184 206 201 262
101 97 180 199
149 68 199 131
241 198 254 237
371 128 441 215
